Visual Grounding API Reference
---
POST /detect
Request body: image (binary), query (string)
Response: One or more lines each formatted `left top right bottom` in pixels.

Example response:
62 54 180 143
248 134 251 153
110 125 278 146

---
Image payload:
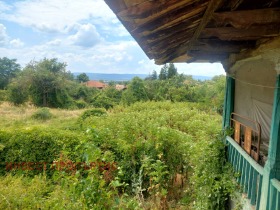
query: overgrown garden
0 57 236 209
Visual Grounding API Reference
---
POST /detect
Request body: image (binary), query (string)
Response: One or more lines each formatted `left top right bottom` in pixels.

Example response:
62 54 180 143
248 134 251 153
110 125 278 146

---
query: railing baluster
277 191 280 210
247 165 253 199
244 160 250 193
226 136 264 210
240 158 246 187
256 175 263 210
250 170 257 205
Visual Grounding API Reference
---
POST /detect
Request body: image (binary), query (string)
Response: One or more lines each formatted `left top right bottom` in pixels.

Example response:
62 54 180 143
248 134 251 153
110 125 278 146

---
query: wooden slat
132 3 207 36
244 128 252 155
229 0 244 10
211 8 280 29
104 0 127 14
201 25 280 41
157 0 223 64
234 121 241 144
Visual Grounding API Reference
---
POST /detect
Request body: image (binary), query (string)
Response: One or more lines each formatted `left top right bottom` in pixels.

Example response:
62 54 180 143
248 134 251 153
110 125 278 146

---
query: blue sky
0 0 225 76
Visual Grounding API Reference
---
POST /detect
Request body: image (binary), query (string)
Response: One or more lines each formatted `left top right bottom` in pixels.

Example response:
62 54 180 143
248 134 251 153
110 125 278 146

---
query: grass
0 102 85 130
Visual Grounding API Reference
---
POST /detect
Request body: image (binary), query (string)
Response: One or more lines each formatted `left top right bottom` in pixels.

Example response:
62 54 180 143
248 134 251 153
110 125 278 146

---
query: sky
0 0 225 76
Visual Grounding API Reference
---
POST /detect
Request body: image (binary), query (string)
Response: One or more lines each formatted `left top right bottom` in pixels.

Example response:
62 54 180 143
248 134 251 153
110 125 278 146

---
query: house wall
233 58 276 141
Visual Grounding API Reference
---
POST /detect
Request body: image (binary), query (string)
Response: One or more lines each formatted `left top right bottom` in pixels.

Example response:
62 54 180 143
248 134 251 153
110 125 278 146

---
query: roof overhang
104 0 280 66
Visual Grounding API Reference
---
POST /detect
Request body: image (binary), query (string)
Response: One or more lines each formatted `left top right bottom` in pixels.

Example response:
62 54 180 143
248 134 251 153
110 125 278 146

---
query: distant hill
73 73 212 82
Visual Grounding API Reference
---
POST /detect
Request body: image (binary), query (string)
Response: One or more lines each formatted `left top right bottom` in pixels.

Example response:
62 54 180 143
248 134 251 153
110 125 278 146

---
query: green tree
7 81 29 105
159 64 168 80
167 63 177 79
151 70 157 80
0 57 21 89
24 58 73 108
77 73 89 83
121 77 148 105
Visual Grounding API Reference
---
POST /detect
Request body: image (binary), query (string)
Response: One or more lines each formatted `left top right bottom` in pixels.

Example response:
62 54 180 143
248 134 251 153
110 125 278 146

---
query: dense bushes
31 107 53 120
0 127 85 176
0 102 235 209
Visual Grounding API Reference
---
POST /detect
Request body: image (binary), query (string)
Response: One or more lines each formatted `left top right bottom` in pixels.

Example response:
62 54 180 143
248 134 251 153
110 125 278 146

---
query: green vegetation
0 56 234 209
0 102 236 209
0 57 225 113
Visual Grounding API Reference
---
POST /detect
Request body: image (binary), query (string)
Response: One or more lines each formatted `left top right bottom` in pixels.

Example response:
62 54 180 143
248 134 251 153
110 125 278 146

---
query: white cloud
47 39 62 46
175 63 225 77
10 38 24 47
0 0 118 33
68 24 102 48
0 24 9 46
0 1 11 13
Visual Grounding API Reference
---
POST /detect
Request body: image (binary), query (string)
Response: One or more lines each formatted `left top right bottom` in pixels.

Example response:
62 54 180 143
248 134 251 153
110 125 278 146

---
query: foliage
0 101 236 209
121 77 148 105
0 90 7 102
159 64 168 80
167 63 178 79
31 107 53 120
77 73 90 83
7 81 29 106
0 127 84 176
0 57 21 90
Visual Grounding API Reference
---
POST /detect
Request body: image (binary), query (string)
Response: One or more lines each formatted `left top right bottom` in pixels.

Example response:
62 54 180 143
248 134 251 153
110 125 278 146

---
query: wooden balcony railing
230 113 261 162
269 179 280 209
226 136 264 209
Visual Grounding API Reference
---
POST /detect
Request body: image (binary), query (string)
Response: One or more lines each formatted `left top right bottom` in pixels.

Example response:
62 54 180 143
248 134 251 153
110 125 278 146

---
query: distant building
115 84 127 91
83 80 107 89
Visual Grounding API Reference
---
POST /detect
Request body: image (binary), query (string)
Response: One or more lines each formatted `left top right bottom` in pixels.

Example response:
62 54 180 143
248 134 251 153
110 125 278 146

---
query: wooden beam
190 39 256 53
186 51 229 62
158 0 223 64
131 2 207 36
201 25 280 41
229 0 244 11
118 0 193 22
104 0 127 14
211 8 280 29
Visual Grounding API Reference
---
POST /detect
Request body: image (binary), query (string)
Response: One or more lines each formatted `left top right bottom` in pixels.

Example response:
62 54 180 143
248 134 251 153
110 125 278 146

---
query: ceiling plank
191 39 256 53
201 25 280 41
229 0 245 10
158 0 223 64
211 8 280 29
104 0 127 14
118 0 193 22
131 2 208 36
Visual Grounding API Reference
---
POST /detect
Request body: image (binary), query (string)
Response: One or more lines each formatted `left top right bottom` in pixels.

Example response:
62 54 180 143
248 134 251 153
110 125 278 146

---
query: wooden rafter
201 25 280 41
191 39 256 53
229 0 245 10
131 2 208 36
157 0 223 64
211 8 280 29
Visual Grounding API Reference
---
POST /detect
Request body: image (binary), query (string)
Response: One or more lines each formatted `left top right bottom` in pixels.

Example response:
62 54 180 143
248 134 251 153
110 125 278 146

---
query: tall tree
77 73 89 83
25 58 71 107
159 64 168 80
0 57 21 89
167 63 178 79
151 70 158 80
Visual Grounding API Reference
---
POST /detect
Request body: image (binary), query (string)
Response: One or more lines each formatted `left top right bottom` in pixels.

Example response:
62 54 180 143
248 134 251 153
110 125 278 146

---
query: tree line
0 57 225 113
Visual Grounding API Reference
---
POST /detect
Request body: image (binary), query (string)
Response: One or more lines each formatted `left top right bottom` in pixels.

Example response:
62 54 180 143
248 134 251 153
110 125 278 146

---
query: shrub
79 108 107 120
75 99 88 109
0 90 7 101
0 127 84 176
7 82 28 105
32 107 52 120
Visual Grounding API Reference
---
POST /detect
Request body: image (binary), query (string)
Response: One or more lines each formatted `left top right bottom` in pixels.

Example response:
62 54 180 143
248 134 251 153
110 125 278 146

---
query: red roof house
84 80 107 89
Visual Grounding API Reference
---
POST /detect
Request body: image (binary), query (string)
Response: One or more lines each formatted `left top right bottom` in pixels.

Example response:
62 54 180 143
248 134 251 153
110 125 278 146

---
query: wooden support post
260 74 280 209
223 76 235 129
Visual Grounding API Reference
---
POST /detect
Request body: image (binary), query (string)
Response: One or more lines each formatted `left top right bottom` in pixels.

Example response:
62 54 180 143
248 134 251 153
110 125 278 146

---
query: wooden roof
104 0 280 66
